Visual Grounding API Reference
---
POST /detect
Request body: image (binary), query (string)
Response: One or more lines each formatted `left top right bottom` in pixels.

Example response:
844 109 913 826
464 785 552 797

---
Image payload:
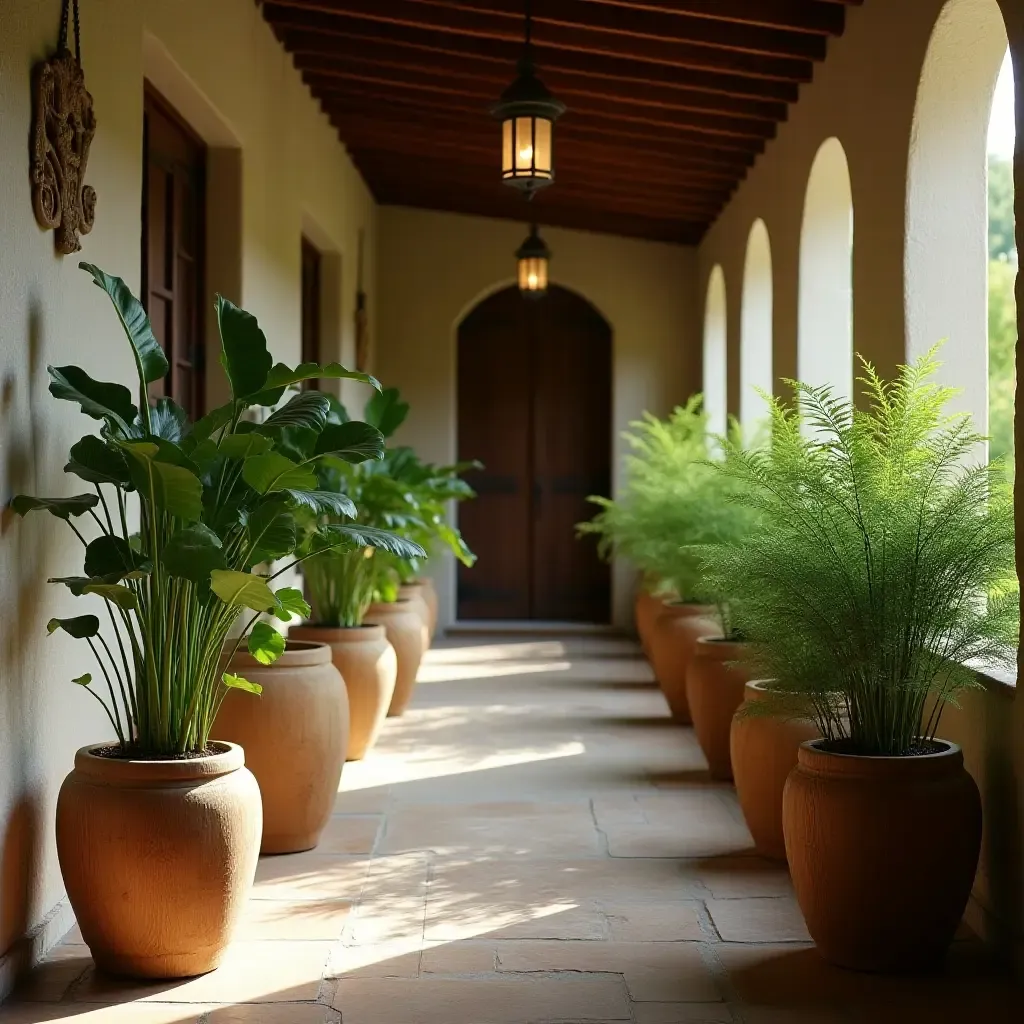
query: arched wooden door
457 285 612 622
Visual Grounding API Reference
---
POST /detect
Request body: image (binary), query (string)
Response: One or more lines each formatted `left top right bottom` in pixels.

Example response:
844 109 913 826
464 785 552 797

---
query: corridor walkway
1 635 1019 1023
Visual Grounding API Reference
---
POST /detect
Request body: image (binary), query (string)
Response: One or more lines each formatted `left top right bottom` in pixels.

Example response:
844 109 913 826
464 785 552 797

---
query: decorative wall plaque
30 0 96 255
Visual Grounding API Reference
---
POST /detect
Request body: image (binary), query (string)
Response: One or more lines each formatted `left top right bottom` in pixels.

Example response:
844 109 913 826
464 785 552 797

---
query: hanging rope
524 0 533 47
58 0 82 64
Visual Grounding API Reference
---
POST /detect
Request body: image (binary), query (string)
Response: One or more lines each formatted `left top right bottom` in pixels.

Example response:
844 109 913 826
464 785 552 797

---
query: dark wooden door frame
455 284 613 623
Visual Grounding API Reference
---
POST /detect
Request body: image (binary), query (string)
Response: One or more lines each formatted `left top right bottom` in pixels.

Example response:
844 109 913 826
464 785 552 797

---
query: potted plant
702 351 1017 971
12 264 385 977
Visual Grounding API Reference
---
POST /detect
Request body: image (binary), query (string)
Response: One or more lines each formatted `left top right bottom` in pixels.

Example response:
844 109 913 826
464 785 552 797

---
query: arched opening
740 220 773 431
456 284 613 623
703 266 728 437
798 137 853 401
906 0 1010 441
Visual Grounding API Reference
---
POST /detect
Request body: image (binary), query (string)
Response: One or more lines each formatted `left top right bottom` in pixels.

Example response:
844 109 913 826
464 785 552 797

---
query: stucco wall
375 206 698 632
0 0 376 984
697 0 1024 965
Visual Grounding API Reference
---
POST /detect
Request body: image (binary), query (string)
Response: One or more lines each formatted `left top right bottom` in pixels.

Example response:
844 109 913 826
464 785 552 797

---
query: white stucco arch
740 219 773 431
703 265 728 438
906 0 1010 442
798 138 854 402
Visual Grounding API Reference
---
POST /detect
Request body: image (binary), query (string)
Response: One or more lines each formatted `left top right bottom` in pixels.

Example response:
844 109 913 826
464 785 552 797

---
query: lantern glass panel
514 117 535 171
518 255 548 293
533 117 552 175
502 119 513 174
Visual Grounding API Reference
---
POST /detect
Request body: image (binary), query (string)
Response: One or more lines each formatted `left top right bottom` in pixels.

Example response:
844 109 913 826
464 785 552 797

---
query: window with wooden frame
141 87 207 419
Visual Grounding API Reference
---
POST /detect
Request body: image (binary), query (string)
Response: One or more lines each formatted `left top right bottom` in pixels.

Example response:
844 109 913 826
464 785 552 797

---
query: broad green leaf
242 452 317 494
48 366 136 433
80 263 169 384
187 402 235 447
247 621 285 666
164 524 226 583
222 671 263 695
72 673 93 686
326 395 350 425
363 387 410 439
65 436 132 487
252 362 380 407
274 587 311 622
282 489 357 519
210 569 278 613
84 535 150 579
246 503 297 567
262 391 331 432
318 523 427 560
10 494 99 519
46 615 100 638
121 441 203 521
219 433 273 460
217 296 274 402
147 398 189 442
49 576 139 609
264 424 318 463
315 421 385 464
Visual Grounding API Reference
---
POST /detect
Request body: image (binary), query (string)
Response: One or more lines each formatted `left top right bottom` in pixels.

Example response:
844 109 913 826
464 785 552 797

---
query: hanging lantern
492 1 566 196
517 225 551 299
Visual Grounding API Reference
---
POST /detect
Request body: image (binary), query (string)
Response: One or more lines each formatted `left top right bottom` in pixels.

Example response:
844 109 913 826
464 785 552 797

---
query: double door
456 285 612 622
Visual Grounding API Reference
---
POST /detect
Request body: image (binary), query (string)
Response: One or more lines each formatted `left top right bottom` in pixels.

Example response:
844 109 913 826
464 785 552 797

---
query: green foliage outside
988 155 1017 481
701 351 1018 757
12 264 390 755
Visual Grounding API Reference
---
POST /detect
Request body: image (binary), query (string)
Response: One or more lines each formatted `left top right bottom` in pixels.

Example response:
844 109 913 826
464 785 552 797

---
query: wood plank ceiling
259 0 859 244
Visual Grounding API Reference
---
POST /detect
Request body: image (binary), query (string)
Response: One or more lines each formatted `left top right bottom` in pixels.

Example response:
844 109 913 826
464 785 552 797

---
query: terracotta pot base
366 599 427 716
56 742 261 979
783 738 981 972
686 637 751 780
648 605 720 723
291 624 398 760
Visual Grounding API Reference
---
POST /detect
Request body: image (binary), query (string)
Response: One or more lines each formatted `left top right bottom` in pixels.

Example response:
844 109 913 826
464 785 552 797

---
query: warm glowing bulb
519 145 534 162
527 272 538 288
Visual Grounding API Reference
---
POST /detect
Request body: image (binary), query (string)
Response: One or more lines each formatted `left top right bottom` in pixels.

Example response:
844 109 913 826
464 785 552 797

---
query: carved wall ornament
30 0 96 255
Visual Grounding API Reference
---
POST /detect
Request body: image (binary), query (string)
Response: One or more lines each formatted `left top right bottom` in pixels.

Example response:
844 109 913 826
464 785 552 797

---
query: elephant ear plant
11 263 388 757
701 349 1019 755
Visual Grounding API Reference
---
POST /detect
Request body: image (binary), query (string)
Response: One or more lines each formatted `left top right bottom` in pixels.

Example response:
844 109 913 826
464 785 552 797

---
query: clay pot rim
399 582 425 592
661 601 717 618
292 623 387 642
73 740 245 782
797 737 962 778
367 598 413 608
694 636 748 659
228 640 331 669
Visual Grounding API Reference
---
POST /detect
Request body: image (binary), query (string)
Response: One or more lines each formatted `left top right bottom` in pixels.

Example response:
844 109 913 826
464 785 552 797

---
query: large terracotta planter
291 624 397 760
783 738 981 972
634 589 665 659
215 642 347 854
686 637 751 780
648 603 720 722
419 577 440 639
730 681 820 860
56 742 261 978
399 581 434 650
366 598 427 717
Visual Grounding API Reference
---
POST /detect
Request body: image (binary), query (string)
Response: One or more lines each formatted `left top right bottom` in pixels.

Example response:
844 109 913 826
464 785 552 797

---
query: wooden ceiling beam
302 63 777 141
313 86 766 158
283 31 789 122
262 1 815 82
582 1 844 36
267 13 802 102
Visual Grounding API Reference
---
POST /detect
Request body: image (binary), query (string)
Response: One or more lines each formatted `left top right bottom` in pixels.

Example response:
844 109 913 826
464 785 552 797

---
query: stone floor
2 634 1020 1023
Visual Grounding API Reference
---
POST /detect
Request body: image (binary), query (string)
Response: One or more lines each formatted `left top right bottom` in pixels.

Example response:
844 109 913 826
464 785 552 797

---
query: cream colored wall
698 0 1024 965
375 206 698 631
0 0 376 983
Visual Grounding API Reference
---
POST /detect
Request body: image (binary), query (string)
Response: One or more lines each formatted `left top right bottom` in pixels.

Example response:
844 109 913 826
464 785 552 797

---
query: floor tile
240 897 353 940
705 898 811 943
315 815 383 855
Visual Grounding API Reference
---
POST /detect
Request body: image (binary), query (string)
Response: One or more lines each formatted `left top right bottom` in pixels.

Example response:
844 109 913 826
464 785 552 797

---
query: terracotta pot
634 589 664 659
419 577 440 639
215 641 347 854
291 624 397 760
399 582 434 651
730 681 820 860
648 604 720 722
686 637 751 780
56 742 261 978
783 738 981 972
366 598 427 717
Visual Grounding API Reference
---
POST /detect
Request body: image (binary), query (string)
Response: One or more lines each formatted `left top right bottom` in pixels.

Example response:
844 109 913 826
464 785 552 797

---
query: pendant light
517 224 551 299
492 0 566 197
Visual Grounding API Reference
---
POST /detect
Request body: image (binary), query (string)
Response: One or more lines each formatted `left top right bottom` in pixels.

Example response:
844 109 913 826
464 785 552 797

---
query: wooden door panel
457 294 532 620
457 286 612 624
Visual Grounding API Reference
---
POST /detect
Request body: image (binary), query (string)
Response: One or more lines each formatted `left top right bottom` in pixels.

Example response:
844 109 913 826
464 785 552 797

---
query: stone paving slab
2 634 1018 1022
